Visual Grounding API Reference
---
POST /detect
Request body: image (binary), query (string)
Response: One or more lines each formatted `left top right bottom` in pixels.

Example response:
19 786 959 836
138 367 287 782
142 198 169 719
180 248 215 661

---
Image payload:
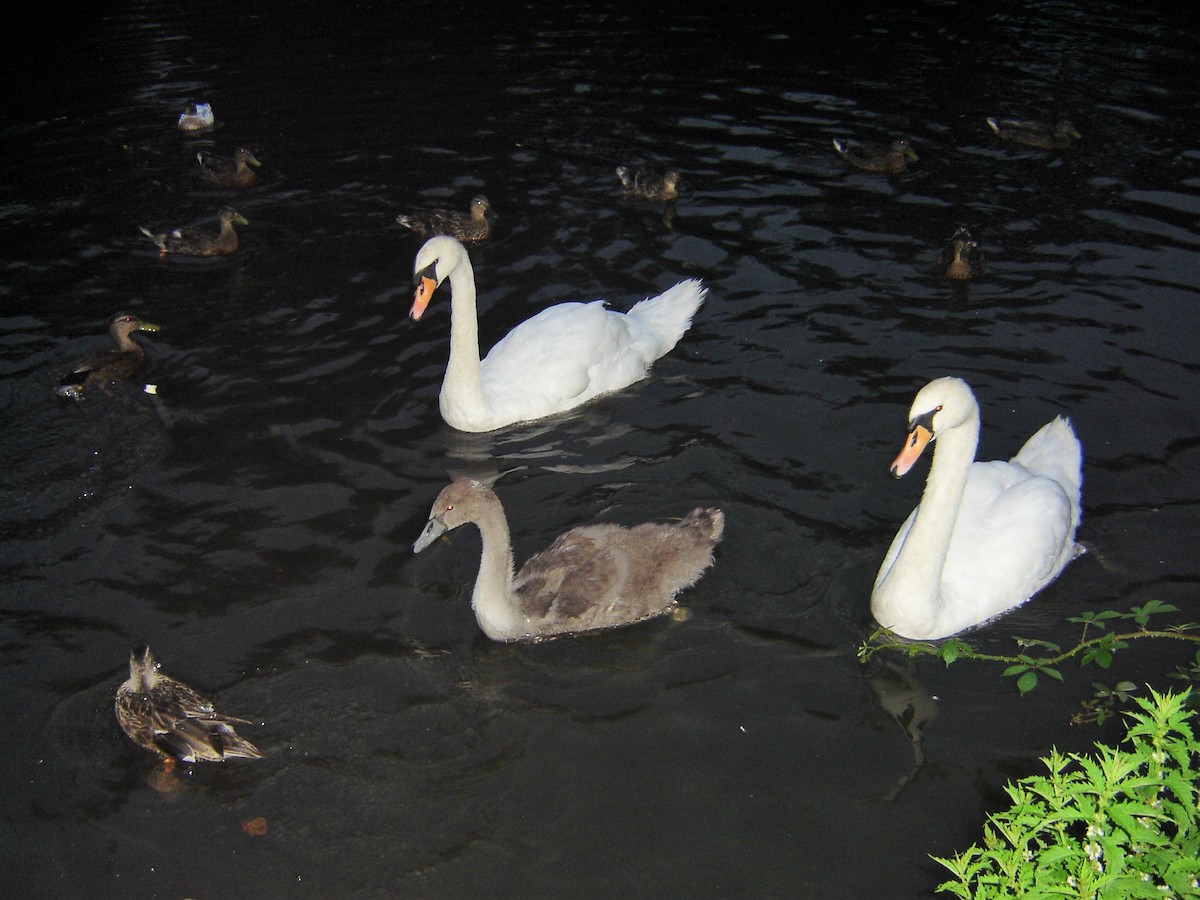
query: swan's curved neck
467 500 525 640
876 409 980 626
441 260 489 426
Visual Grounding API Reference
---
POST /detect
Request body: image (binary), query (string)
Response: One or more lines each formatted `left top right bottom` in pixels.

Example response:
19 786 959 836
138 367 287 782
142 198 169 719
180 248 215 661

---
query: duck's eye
446 504 455 512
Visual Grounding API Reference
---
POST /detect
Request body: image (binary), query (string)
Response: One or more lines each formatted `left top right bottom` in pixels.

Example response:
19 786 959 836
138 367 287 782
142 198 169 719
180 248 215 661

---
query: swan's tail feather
681 507 725 544
1013 415 1083 525
626 279 706 357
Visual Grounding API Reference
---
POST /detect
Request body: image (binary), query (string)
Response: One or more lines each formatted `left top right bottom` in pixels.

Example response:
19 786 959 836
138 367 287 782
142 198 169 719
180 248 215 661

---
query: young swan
871 377 1082 640
413 479 724 641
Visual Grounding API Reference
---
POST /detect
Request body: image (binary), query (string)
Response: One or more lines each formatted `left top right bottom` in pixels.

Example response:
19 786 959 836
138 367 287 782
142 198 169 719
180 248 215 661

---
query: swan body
57 312 160 401
396 195 492 244
871 377 1083 640
833 137 918 173
940 227 984 280
409 236 706 432
986 117 1081 149
177 101 214 131
413 479 724 641
115 645 261 764
140 207 247 256
616 166 680 201
198 147 261 188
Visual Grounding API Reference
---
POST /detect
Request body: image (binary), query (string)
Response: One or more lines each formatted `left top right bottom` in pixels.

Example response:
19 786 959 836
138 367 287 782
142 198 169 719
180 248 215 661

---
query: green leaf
1017 670 1039 694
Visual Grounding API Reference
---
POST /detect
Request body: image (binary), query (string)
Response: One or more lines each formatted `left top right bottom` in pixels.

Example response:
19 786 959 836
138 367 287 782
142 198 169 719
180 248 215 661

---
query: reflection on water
2 2 1199 896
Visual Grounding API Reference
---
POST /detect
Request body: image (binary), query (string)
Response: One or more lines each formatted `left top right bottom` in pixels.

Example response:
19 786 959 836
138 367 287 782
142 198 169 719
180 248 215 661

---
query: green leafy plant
934 687 1200 899
859 602 1200 698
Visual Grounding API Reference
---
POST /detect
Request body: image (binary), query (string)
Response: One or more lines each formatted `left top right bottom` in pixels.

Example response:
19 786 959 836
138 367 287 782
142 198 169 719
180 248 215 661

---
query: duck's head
127 642 161 690
218 207 249 227
1054 120 1082 140
470 195 491 220
892 139 919 162
891 377 977 477
109 312 161 341
410 236 469 321
235 148 262 168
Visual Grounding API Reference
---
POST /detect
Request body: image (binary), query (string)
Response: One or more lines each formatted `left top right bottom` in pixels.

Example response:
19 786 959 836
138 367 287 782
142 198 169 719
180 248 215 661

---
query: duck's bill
137 321 162 333
409 275 437 322
890 424 932 478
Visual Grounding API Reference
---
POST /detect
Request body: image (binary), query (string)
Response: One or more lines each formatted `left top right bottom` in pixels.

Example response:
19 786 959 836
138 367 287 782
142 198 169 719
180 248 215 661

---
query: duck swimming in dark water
57 312 160 401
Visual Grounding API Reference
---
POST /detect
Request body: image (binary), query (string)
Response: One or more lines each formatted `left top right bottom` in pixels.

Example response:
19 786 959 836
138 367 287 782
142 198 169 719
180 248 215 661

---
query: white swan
413 479 725 641
871 377 1083 640
408 236 706 433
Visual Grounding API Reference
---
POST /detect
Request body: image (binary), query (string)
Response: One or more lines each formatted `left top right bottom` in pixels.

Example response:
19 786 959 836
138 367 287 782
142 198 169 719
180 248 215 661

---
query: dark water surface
3 3 1199 897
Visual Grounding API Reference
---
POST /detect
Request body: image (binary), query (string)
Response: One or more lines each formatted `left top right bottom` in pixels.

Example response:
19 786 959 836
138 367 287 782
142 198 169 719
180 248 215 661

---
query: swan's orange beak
890 424 932 478
410 275 437 322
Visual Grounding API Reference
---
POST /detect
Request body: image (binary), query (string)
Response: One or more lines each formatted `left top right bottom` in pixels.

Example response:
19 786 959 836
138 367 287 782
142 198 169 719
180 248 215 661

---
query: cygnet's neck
467 497 526 640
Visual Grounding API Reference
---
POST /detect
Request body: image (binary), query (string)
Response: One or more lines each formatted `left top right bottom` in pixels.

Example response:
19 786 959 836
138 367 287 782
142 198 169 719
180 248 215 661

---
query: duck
57 312 160 401
615 166 680 201
408 236 706 433
871 377 1083 641
396 195 492 244
115 644 262 766
197 147 261 188
140 207 248 257
832 137 919 173
939 227 985 280
986 117 1081 149
177 101 214 131
413 479 725 642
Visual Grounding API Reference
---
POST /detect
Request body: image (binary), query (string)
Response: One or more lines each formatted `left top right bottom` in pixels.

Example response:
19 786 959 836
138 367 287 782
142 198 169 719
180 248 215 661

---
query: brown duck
396 195 492 244
197 147 261 188
833 137 919 173
115 644 261 767
140 207 248 256
57 312 160 401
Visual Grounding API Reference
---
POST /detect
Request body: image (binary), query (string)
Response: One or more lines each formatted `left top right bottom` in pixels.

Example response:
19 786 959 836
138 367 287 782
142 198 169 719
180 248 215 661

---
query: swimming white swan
408 236 706 432
413 478 725 641
871 377 1083 640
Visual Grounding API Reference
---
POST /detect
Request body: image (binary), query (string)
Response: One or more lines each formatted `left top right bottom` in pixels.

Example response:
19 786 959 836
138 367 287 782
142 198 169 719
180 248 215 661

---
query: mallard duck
197 147 261 188
177 101 214 131
409 236 706 432
832 137 919 173
939 227 985 280
57 312 160 401
140 207 248 257
115 644 262 766
395 195 492 244
615 166 680 201
413 479 725 641
986 117 1081 149
871 377 1083 640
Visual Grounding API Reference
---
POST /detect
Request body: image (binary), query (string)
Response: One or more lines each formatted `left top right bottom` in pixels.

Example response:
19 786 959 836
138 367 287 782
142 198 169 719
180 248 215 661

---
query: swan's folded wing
513 528 626 623
943 462 1076 608
481 301 645 413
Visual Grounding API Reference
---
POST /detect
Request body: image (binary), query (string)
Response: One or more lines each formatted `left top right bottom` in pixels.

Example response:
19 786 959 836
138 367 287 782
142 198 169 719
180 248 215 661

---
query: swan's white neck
467 499 528 641
873 408 979 636
440 258 491 430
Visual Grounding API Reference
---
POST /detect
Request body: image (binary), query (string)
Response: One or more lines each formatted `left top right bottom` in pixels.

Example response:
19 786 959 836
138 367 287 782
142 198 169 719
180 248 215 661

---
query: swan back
413 479 724 641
